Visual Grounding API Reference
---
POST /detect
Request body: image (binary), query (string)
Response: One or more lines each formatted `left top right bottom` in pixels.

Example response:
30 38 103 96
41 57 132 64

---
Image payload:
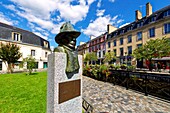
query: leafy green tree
133 38 170 70
84 52 97 65
103 51 116 64
0 43 22 73
22 56 36 75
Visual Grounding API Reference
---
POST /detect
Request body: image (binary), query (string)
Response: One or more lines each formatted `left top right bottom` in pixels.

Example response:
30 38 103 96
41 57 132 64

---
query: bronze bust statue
54 22 80 74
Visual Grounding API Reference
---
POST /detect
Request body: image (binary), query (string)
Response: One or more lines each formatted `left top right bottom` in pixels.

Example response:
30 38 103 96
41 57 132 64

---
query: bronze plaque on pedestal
59 79 81 104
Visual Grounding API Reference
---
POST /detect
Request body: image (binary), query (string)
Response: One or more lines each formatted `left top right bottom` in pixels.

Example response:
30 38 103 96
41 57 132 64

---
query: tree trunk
7 63 13 73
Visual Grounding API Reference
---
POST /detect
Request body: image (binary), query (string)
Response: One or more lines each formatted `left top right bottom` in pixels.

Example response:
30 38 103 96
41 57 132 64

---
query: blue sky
0 0 170 49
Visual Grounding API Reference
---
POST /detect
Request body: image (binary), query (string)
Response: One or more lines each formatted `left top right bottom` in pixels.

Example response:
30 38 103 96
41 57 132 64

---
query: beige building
106 3 170 67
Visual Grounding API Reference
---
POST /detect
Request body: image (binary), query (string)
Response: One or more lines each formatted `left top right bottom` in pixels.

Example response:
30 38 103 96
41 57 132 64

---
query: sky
0 0 170 50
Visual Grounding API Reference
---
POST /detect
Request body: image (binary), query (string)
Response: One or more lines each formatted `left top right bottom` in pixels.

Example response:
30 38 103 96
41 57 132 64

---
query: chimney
107 24 117 34
135 10 142 21
146 2 152 17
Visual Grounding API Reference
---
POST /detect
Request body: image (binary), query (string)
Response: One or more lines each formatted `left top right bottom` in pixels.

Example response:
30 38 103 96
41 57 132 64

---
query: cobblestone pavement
82 76 170 113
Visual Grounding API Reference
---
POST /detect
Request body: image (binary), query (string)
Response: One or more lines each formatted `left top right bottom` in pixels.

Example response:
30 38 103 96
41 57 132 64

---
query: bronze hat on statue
55 22 81 44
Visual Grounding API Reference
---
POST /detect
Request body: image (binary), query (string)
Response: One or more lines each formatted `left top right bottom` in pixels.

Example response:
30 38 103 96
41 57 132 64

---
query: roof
0 22 51 50
107 5 170 39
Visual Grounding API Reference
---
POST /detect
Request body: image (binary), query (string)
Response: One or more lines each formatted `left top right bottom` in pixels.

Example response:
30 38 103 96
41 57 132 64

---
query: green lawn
0 72 47 113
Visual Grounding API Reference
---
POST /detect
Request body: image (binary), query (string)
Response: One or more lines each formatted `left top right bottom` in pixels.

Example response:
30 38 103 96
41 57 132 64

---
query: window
114 49 117 56
92 46 94 51
108 42 111 48
127 35 132 43
99 38 101 42
120 38 123 45
12 32 22 41
103 43 105 49
45 52 48 58
137 32 142 41
0 61 2 70
113 32 117 37
149 27 155 37
164 23 170 34
113 40 116 46
137 22 143 28
127 26 132 31
99 52 101 58
98 45 101 50
137 44 142 48
103 51 105 56
120 30 124 34
108 50 110 52
128 46 132 55
44 41 48 48
31 50 35 56
163 10 170 17
120 48 124 56
148 16 156 23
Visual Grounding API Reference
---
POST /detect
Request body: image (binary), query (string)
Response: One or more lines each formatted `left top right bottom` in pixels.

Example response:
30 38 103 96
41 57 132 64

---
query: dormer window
127 26 132 31
44 41 48 48
120 30 124 34
137 21 143 28
163 10 170 17
12 32 22 41
148 16 156 23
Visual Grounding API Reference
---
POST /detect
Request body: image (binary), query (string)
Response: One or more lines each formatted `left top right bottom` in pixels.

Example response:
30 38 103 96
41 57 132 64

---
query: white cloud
119 23 130 28
10 0 57 19
97 0 101 8
3 0 96 35
109 0 115 3
0 12 14 25
96 9 105 17
3 4 16 11
81 15 123 37
56 1 90 24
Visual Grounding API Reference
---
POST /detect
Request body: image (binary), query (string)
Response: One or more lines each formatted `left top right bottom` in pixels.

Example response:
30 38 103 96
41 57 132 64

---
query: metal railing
110 70 170 101
82 98 93 113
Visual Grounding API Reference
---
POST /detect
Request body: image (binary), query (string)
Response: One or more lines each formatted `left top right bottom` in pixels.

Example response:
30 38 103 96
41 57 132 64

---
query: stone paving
82 76 170 113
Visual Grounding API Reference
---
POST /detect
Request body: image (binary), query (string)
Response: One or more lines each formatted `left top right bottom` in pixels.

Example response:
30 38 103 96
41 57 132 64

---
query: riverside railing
110 70 170 101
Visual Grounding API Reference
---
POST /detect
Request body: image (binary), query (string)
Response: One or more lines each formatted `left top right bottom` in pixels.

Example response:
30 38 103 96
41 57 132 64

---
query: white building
0 22 51 72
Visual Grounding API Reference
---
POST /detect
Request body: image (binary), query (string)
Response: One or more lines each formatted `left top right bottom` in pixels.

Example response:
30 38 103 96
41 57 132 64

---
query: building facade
106 3 170 68
77 33 107 64
0 22 51 72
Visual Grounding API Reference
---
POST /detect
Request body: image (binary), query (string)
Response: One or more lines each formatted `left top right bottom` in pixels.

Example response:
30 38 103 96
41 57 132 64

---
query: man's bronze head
55 22 80 50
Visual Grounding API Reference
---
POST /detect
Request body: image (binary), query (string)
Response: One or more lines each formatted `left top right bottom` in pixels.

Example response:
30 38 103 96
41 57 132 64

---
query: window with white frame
31 50 35 56
12 32 22 41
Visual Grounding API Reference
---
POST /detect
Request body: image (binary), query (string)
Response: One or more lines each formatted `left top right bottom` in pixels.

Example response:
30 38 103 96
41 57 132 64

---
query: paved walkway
82 76 170 113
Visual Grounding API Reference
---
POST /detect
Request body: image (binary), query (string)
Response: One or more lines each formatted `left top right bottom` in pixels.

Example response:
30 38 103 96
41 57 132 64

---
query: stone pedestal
47 53 82 113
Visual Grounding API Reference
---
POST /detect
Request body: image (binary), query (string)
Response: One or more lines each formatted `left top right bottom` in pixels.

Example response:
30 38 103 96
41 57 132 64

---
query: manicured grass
0 72 47 113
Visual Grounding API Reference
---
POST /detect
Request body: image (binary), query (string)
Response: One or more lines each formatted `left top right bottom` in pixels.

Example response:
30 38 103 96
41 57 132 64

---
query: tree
0 43 22 73
22 56 36 75
133 38 170 70
84 52 97 65
103 51 116 64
